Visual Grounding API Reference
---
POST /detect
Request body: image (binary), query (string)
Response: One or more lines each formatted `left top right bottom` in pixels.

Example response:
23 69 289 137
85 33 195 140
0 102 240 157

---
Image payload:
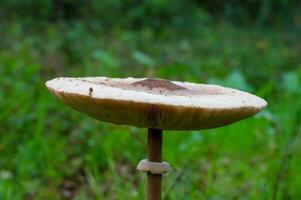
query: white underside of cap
46 77 267 109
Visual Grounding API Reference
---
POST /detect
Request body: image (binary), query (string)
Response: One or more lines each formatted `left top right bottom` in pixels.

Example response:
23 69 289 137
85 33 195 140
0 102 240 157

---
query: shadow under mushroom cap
46 77 267 130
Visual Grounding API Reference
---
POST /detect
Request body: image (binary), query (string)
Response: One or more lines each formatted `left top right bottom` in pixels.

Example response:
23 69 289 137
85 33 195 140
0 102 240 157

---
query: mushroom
46 77 267 200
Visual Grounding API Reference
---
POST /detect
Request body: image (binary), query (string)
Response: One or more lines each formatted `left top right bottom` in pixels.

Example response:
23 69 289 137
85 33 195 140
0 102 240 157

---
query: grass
0 21 301 199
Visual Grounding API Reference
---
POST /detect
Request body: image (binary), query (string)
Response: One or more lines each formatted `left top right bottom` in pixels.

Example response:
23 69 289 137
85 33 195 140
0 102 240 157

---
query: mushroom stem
147 128 162 200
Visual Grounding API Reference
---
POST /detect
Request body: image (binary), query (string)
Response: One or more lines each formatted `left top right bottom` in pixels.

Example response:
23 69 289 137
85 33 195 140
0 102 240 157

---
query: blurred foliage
1 0 300 29
0 1 301 200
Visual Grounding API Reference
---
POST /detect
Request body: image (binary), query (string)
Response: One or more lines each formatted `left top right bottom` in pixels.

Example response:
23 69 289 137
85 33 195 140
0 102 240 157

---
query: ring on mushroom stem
46 77 267 200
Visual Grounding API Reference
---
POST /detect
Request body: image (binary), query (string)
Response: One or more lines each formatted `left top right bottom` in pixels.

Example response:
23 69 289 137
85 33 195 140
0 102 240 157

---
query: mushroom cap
46 77 267 130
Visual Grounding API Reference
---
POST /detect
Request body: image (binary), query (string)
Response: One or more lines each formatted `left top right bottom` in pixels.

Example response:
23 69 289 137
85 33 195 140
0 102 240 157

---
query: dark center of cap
131 78 186 91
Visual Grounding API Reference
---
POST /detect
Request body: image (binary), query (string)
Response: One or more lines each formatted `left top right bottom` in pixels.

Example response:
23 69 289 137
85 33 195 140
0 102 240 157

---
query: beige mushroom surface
46 77 267 130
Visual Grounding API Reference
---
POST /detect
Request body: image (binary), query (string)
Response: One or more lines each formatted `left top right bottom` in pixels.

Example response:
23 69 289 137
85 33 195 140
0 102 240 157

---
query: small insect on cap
46 77 267 130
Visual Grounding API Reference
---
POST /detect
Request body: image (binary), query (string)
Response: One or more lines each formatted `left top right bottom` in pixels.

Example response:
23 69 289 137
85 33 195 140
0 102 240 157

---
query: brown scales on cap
132 78 186 91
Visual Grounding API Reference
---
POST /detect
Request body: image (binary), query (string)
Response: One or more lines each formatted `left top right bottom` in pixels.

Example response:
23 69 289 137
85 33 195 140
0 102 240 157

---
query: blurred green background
1 1 301 199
